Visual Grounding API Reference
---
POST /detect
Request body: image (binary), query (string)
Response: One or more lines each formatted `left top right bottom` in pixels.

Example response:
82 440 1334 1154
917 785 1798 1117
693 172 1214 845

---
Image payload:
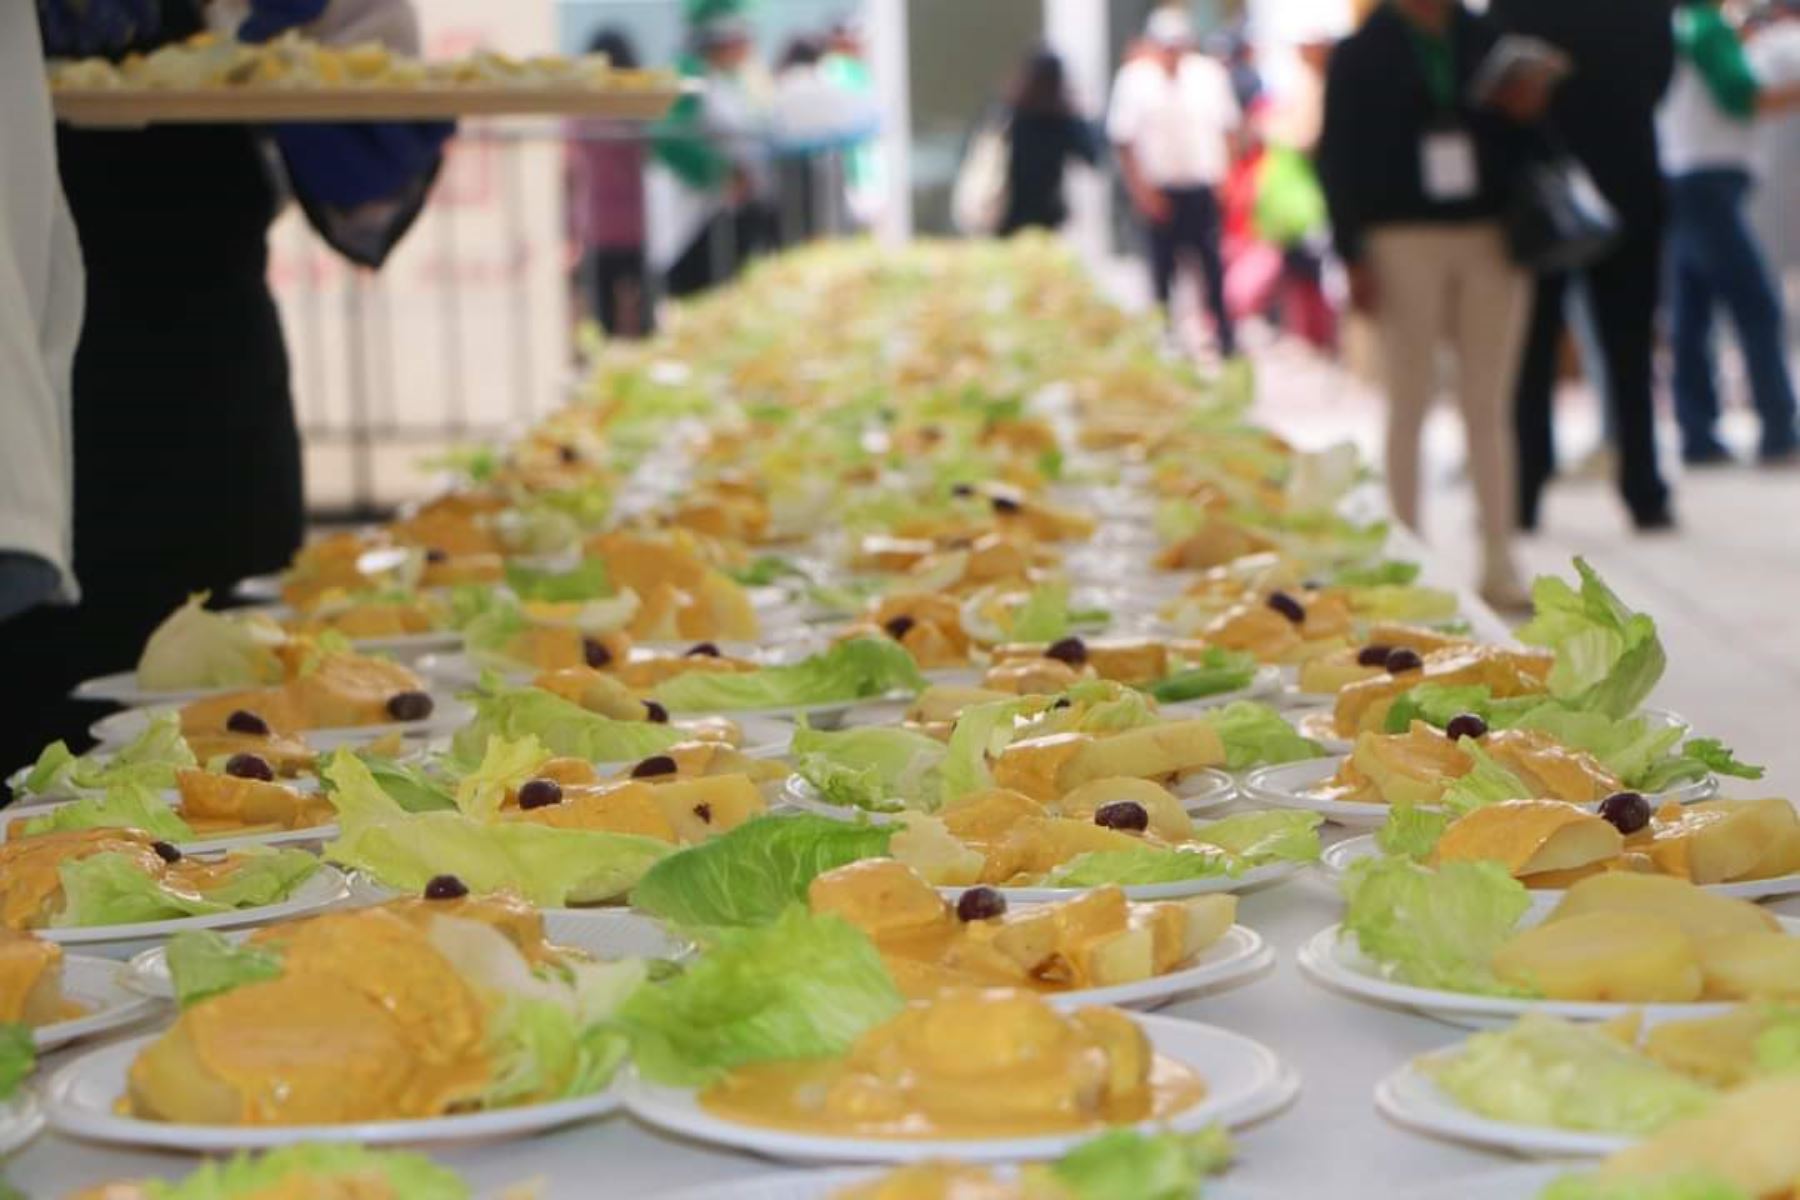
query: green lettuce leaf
940 695 1036 800
335 751 456 813
1346 584 1461 624
451 683 683 765
1426 1012 1716 1134
452 735 552 821
1381 685 1547 735
726 555 803 587
1148 647 1259 704
23 712 197 798
17 781 194 842
616 907 904 1085
790 722 946 814
1376 807 1453 861
164 930 284 1008
0 1024 32 1101
631 814 894 929
136 593 285 691
321 751 668 906
1065 681 1162 733
1204 701 1324 770
480 987 634 1106
1341 857 1533 995
1334 560 1423 587
1439 740 1534 814
134 1145 469 1200
1010 582 1073 642
1044 812 1320 887
1516 558 1666 718
1536 1175 1748 1200
650 637 925 713
1751 1005 1800 1073
1643 738 1766 791
1032 1126 1234 1200
53 848 319 928
1190 809 1323 861
504 557 611 602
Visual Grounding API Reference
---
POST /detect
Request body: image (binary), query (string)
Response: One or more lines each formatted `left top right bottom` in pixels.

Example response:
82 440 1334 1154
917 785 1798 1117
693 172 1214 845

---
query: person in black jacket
1318 0 1535 609
999 48 1101 236
1487 0 1677 531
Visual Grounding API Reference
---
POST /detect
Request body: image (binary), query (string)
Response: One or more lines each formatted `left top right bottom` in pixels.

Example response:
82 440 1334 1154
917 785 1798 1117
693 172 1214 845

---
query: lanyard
1403 20 1458 115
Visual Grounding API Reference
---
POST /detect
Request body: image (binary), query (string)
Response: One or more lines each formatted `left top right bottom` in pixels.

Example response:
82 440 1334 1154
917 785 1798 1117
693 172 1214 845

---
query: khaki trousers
1366 223 1530 569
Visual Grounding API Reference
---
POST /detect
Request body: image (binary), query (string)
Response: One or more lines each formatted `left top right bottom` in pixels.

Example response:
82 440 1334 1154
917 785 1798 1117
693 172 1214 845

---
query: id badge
1421 130 1479 201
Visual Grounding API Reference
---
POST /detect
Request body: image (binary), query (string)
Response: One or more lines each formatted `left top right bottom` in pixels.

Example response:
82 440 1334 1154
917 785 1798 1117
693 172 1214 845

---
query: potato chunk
1491 912 1703 1002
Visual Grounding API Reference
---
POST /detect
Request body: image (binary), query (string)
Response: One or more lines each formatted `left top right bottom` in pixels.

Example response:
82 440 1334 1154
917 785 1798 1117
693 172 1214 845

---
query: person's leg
1187 186 1237 357
1512 272 1566 530
1586 227 1673 525
1665 174 1729 461
1450 225 1532 605
1366 227 1449 535
1697 172 1800 457
1144 192 1178 315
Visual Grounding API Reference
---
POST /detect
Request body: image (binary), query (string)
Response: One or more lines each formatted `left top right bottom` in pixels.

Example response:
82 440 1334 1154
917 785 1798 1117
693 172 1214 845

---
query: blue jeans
1667 169 1800 458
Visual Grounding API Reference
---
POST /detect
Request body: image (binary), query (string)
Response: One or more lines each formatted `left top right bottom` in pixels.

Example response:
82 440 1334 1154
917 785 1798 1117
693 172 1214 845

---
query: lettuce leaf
1425 1013 1716 1134
1537 1175 1748 1200
631 815 894 929
650 637 925 713
1334 560 1423 587
1341 857 1533 995
504 557 611 602
53 848 319 928
480 993 632 1107
1376 807 1452 861
1516 558 1666 718
1010 582 1073 643
1751 1005 1800 1073
134 1145 469 1200
335 751 456 813
165 930 285 1008
1031 1127 1234 1200
451 683 683 766
726 555 803 587
16 781 194 842
616 908 904 1085
1345 584 1461 625
1190 809 1324 861
1641 738 1765 792
1148 647 1259 704
1440 740 1534 814
940 695 1036 800
22 712 197 799
790 722 946 814
452 736 551 821
136 593 286 691
1204 701 1324 770
1044 812 1320 887
321 751 668 906
0 1024 32 1101
1381 685 1548 735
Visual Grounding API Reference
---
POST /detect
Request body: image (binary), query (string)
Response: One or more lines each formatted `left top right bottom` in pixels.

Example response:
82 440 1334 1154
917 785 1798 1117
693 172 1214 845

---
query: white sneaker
1478 566 1533 616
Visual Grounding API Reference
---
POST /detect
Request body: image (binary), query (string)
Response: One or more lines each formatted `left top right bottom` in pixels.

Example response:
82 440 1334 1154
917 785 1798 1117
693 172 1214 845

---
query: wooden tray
53 83 685 128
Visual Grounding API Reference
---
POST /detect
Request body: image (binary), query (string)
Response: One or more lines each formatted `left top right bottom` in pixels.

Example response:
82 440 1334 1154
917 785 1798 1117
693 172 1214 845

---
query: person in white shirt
1107 7 1243 357
0 2 82 625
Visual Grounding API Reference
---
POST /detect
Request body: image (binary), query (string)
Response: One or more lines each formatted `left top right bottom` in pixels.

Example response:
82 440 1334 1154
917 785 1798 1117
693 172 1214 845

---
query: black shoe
1682 444 1733 467
1632 508 1677 533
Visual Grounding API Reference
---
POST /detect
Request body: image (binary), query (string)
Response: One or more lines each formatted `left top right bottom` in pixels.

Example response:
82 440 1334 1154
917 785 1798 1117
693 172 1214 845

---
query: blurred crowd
959 1 1800 611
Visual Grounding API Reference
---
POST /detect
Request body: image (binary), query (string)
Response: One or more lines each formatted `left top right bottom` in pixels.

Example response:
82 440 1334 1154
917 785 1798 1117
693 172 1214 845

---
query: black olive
583 637 613 669
1598 792 1652 835
1051 697 1073 710
225 709 270 736
693 802 714 824
558 444 581 464
642 700 670 724
956 886 1007 921
424 546 449 564
950 483 976 498
150 840 183 863
1266 590 1306 624
424 874 469 900
990 495 1023 515
518 778 564 810
224 753 274 782
1094 801 1150 832
1384 647 1425 674
386 691 435 722
1044 636 1087 666
685 642 722 658
1356 644 1395 667
631 755 678 778
1445 713 1489 742
883 615 917 641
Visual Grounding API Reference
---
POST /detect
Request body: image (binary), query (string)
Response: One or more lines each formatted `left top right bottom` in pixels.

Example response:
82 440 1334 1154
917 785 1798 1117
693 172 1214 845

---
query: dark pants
1143 185 1236 357
665 204 776 300
1514 225 1670 528
581 246 653 339
1667 169 1799 460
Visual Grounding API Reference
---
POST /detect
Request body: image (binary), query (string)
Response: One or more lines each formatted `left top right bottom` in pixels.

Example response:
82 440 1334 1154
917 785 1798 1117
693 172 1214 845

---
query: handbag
1505 151 1620 273
951 116 1011 236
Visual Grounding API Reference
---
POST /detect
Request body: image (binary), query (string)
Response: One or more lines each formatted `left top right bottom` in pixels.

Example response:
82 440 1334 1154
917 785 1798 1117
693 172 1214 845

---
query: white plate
415 642 787 690
0 797 335 856
43 1032 623 1151
1320 834 1800 905
1293 920 1791 1028
71 672 243 707
1040 925 1274 1010
0 1095 43 1158
1243 758 1717 830
939 860 1303 905
33 957 161 1051
230 574 283 603
623 1010 1299 1164
778 768 1236 827
123 907 685 1000
663 691 919 730
36 866 351 959
89 696 472 752
1374 1056 1629 1159
1391 1165 1562 1200
646 1169 1276 1200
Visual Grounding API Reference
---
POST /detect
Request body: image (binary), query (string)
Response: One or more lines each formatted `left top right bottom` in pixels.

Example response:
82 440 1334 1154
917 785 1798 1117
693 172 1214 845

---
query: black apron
1 1 303 780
